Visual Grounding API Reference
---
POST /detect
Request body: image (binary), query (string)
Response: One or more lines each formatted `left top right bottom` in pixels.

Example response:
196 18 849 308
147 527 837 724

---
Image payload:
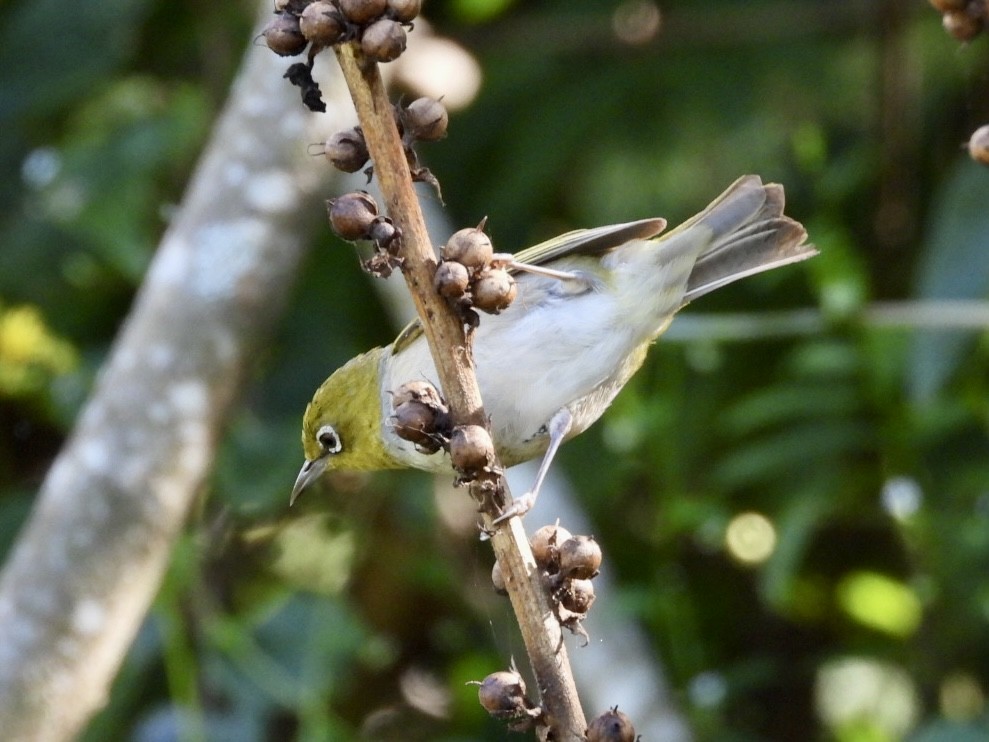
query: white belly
378 260 664 471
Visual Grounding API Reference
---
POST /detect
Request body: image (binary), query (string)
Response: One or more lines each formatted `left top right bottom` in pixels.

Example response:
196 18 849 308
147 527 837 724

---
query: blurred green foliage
2 0 989 739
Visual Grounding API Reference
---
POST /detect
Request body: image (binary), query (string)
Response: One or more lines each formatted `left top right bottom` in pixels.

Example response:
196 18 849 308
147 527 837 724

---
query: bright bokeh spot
940 672 985 722
816 657 919 739
612 1 662 45
837 571 922 638
0 304 77 395
724 511 776 565
880 476 922 521
396 32 483 111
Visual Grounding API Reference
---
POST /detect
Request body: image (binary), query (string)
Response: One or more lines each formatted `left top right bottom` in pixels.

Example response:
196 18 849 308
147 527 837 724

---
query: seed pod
969 124 989 166
327 192 378 240
560 578 596 614
324 128 369 173
361 19 407 63
339 0 388 23
300 1 345 45
472 268 517 314
391 379 446 410
275 0 313 12
369 217 399 252
477 671 528 714
491 560 507 595
404 97 449 142
558 535 603 580
434 260 471 299
449 424 495 474
391 380 449 452
586 707 637 742
442 227 493 271
392 400 443 452
529 524 572 571
942 7 984 40
388 0 422 22
263 13 308 57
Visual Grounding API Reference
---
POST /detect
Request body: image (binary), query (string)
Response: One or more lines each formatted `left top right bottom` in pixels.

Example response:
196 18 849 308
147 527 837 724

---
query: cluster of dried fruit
929 0 989 42
389 380 500 483
326 191 402 276
492 523 603 643
474 666 637 741
321 97 449 276
264 0 418 59
263 0 421 110
323 97 447 177
435 224 519 319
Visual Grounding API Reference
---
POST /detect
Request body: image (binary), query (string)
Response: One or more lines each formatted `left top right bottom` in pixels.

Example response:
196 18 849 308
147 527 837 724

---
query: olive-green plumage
292 176 816 504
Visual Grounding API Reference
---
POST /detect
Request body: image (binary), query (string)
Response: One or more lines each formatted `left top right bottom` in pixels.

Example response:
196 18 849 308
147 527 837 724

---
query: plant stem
333 42 586 738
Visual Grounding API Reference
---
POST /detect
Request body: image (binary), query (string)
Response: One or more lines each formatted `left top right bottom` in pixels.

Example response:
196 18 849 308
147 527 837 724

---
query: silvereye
292 175 816 514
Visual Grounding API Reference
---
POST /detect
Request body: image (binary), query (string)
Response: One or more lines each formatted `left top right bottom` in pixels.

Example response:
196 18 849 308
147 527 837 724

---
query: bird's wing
391 218 667 354
392 316 424 355
512 218 667 266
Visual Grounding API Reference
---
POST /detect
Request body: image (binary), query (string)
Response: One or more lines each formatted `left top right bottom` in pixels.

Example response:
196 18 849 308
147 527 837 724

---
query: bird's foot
491 491 537 526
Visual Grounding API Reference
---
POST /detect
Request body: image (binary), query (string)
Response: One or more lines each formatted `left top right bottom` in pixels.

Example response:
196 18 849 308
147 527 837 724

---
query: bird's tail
674 175 816 304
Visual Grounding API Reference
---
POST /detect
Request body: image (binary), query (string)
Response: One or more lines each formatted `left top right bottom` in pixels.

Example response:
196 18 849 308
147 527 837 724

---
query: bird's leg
507 260 588 284
492 407 573 525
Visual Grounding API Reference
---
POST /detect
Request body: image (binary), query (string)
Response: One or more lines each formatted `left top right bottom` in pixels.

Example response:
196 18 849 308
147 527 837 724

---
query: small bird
292 175 816 517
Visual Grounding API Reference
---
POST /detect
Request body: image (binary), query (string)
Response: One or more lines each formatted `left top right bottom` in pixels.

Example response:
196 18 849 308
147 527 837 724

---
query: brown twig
333 41 586 739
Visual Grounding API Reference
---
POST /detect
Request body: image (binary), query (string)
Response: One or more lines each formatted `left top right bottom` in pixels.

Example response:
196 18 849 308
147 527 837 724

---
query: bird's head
291 347 400 504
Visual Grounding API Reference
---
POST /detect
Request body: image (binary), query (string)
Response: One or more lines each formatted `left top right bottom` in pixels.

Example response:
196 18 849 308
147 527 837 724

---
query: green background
2 0 989 739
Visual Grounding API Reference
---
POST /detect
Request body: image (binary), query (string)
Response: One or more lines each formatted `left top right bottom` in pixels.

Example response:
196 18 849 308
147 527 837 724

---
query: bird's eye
317 425 342 454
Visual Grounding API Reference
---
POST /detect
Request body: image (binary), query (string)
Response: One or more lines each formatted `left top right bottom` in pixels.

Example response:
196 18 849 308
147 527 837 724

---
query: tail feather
682 176 816 303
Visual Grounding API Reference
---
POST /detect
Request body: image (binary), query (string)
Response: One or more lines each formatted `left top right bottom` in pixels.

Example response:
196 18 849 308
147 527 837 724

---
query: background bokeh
2 0 989 739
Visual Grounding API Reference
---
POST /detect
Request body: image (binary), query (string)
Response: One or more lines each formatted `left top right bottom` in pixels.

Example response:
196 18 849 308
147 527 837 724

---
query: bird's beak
290 456 329 506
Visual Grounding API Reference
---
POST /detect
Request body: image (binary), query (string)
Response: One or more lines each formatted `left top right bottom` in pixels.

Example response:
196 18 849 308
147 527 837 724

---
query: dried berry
275 0 313 12
263 13 308 57
403 97 449 142
477 670 528 714
369 217 399 252
586 707 636 742
390 380 449 452
558 535 603 580
472 268 517 314
327 192 377 240
392 401 443 451
942 7 984 40
529 524 572 571
391 380 445 409
388 0 422 23
434 260 471 299
324 128 369 173
449 424 495 475
339 0 387 24
442 227 493 272
491 560 507 595
560 578 596 614
361 18 407 62
300 1 345 45
969 124 989 166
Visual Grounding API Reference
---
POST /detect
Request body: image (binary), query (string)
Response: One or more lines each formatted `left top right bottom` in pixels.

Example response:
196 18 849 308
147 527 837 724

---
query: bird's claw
491 492 536 526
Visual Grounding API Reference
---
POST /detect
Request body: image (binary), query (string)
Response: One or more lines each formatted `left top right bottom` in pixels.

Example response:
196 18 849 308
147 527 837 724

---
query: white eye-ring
317 425 342 454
